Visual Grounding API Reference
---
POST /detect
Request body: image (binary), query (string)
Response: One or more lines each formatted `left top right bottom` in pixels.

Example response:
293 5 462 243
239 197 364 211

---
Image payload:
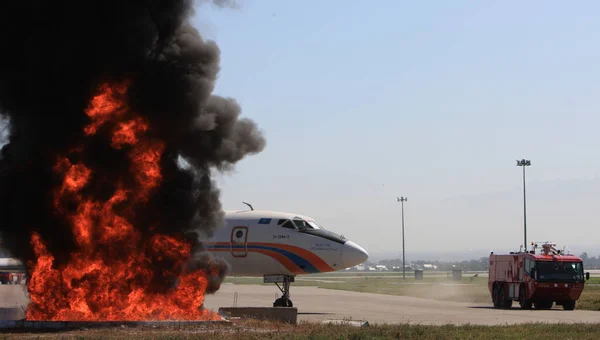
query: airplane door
230 226 248 257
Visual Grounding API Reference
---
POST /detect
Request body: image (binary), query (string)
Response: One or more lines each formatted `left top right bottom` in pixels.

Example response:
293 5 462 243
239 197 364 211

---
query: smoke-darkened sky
0 115 8 151
0 0 265 285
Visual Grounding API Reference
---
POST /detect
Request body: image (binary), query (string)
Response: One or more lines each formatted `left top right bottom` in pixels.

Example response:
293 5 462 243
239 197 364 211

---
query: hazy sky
1 1 599 259
193 1 600 258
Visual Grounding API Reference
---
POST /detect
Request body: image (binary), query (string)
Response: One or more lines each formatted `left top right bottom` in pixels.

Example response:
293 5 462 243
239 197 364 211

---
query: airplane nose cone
341 241 369 268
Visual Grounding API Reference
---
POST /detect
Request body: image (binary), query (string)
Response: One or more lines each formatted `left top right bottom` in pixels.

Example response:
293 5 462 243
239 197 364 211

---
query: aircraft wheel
273 297 293 308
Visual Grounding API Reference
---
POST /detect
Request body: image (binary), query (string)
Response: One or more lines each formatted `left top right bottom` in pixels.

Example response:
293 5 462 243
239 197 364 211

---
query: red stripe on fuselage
205 246 305 274
252 242 334 272
205 241 335 273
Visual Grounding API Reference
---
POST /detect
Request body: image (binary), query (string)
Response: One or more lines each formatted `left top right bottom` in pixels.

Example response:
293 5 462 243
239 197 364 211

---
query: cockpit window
293 218 321 231
291 218 345 244
277 218 324 231
308 221 323 230
279 220 296 230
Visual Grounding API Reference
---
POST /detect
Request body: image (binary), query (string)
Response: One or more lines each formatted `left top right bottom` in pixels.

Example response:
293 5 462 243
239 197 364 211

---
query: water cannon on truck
488 241 590 310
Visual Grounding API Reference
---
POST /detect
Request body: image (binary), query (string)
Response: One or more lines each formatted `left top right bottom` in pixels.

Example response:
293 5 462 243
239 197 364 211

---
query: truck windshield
535 261 584 282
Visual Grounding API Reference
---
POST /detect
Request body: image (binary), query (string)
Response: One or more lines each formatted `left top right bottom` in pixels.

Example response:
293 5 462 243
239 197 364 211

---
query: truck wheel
498 284 512 309
519 285 532 309
534 301 553 310
492 285 500 308
562 300 576 311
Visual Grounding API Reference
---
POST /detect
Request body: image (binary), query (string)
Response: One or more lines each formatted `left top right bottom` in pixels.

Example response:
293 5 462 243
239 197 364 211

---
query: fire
25 82 220 321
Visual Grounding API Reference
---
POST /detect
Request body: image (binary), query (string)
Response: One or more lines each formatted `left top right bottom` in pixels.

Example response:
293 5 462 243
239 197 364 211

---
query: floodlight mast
516 159 531 252
397 196 408 279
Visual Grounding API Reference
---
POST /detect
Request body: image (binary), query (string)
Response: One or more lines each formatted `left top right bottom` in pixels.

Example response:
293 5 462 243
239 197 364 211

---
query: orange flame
26 81 220 321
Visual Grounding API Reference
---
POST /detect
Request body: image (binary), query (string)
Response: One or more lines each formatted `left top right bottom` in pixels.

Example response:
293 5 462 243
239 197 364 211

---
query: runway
203 283 600 325
1 283 599 325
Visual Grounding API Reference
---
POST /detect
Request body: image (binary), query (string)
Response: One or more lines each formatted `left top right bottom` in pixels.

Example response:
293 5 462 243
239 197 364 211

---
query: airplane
203 203 370 307
0 257 26 284
0 204 370 307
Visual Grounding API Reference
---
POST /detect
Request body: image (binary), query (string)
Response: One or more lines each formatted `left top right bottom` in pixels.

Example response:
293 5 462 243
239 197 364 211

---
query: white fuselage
204 210 369 277
0 210 370 278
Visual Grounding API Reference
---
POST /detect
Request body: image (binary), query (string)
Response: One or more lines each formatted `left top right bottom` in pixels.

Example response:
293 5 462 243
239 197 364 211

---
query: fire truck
488 242 590 310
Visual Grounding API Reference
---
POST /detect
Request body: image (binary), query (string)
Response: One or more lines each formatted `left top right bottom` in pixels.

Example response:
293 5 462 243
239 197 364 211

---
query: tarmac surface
0 285 27 308
1 283 599 325
203 283 600 325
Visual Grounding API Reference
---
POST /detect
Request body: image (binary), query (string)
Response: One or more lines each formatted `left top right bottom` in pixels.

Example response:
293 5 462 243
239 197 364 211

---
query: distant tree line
376 257 490 272
579 253 600 269
374 253 600 271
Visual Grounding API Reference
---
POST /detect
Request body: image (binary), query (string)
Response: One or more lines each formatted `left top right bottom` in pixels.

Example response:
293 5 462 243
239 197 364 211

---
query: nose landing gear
264 274 295 307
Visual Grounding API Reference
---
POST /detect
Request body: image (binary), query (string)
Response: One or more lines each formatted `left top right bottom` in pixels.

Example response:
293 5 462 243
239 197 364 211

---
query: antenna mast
242 202 254 211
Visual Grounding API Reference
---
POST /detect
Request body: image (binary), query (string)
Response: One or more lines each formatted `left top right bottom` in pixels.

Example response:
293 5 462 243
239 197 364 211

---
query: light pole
397 196 407 279
516 159 531 252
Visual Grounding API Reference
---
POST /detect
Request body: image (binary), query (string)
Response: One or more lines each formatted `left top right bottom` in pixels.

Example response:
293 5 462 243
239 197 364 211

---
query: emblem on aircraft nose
236 230 243 238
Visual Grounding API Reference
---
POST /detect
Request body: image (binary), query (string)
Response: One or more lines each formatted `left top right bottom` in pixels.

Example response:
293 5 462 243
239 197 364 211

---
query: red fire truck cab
488 242 590 310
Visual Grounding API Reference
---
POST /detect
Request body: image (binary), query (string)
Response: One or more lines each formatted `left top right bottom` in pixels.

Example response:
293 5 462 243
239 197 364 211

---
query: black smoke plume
0 0 264 293
0 115 8 154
